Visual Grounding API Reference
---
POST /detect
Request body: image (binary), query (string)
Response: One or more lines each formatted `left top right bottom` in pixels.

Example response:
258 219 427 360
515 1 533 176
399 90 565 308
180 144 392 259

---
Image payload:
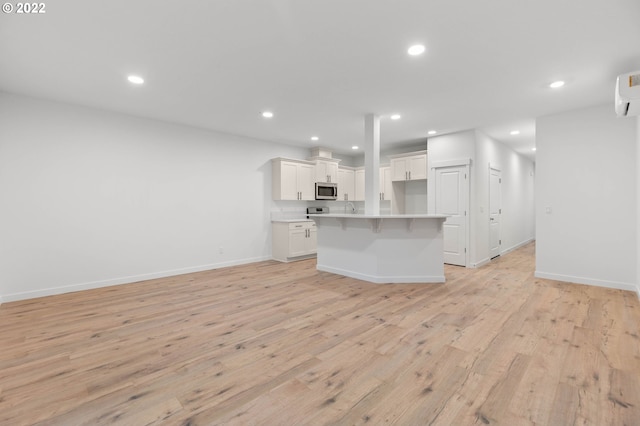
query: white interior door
489 168 502 259
435 165 468 266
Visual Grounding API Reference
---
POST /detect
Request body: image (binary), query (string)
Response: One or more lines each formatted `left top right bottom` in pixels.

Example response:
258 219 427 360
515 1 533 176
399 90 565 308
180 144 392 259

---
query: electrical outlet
219 247 224 254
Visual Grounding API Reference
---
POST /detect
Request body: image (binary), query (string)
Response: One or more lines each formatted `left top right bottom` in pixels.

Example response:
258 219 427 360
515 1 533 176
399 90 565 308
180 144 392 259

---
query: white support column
364 114 380 215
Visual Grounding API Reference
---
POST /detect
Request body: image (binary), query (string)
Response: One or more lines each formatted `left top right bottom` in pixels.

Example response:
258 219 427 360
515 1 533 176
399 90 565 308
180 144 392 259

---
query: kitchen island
308 214 448 284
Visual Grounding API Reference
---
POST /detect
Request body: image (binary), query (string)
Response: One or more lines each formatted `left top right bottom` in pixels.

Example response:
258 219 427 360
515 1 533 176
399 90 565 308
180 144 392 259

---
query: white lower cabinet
272 221 317 262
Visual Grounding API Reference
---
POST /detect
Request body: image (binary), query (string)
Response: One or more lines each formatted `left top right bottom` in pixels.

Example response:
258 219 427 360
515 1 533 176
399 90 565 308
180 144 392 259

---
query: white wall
637 116 640 297
0 92 309 302
474 130 536 264
536 104 637 291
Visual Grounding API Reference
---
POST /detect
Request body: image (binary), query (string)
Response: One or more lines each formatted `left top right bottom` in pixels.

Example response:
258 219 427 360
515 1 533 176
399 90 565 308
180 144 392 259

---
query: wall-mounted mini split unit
615 70 640 117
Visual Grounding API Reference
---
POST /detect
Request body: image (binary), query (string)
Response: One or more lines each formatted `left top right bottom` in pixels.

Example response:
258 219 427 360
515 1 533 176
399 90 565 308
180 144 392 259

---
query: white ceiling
2 1 639 160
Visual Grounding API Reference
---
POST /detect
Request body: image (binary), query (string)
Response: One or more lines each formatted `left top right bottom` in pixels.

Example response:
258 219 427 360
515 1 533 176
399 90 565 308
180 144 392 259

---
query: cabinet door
289 227 308 257
326 162 339 184
298 164 315 200
281 162 300 200
315 161 339 183
354 169 365 201
338 169 355 201
307 226 317 254
345 170 355 201
315 162 328 183
380 166 392 201
337 169 347 200
408 154 427 180
391 158 408 181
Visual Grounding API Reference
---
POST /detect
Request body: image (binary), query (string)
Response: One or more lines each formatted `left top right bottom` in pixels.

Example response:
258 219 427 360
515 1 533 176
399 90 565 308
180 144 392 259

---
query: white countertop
271 218 314 223
308 214 448 219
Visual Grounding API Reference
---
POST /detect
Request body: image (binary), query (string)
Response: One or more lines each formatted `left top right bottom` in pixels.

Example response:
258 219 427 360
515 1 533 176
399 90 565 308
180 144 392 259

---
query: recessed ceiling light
390 114 401 120
262 111 274 118
532 147 537 151
407 44 426 56
352 146 359 150
427 130 437 135
549 80 565 89
510 130 520 135
311 136 319 141
127 75 144 85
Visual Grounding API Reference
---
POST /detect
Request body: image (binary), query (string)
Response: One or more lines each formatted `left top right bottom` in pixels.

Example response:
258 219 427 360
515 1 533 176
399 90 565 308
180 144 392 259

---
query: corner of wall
637 116 640 301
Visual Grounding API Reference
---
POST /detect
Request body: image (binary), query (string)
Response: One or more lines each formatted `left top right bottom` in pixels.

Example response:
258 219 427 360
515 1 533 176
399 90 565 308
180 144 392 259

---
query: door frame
489 165 502 260
430 158 471 267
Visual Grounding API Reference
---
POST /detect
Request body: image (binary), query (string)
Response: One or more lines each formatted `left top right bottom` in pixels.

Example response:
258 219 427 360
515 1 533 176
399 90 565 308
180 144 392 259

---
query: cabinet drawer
288 221 315 230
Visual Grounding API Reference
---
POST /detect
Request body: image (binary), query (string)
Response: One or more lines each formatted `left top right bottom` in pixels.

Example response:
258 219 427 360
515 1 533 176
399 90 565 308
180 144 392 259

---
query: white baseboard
501 238 535 256
469 238 534 268
534 271 638 293
317 264 445 284
1 256 271 303
470 257 491 268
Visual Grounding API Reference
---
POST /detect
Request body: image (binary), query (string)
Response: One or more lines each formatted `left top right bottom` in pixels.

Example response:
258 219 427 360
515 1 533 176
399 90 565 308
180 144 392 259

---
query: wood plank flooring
1 242 639 425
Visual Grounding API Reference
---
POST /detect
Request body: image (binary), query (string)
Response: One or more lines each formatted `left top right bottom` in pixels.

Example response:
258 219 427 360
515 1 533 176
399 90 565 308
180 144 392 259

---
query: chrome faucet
345 202 356 214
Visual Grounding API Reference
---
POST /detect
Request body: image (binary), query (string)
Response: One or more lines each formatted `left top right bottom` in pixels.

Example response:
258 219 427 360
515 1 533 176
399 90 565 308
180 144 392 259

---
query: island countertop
270 218 314 223
308 213 448 219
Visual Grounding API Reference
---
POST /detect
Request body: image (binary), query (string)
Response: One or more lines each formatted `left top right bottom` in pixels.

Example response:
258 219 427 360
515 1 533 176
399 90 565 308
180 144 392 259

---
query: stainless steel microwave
315 182 338 200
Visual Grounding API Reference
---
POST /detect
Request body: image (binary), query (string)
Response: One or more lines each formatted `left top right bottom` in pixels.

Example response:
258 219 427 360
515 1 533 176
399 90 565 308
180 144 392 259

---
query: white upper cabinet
337 167 355 201
314 159 339 183
390 151 427 181
297 164 315 199
354 168 365 201
353 166 392 201
272 158 315 200
380 166 392 201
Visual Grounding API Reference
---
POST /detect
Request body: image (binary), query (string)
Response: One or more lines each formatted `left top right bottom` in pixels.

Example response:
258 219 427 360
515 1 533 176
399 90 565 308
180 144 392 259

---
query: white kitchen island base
309 214 448 284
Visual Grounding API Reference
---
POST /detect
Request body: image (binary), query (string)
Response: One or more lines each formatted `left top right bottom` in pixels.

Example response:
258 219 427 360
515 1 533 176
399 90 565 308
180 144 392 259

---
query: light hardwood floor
1 243 639 425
